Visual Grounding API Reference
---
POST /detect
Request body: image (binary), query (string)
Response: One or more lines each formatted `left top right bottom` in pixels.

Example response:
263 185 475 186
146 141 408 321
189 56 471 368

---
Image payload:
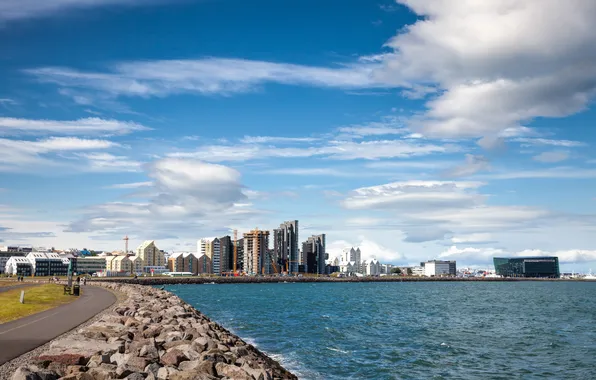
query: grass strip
0 284 78 324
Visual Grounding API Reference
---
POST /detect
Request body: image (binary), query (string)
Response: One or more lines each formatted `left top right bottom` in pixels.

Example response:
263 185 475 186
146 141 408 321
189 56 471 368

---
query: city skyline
1 1 596 272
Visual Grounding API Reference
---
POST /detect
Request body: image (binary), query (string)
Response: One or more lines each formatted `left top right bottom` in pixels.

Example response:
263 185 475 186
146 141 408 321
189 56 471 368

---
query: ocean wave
326 347 350 354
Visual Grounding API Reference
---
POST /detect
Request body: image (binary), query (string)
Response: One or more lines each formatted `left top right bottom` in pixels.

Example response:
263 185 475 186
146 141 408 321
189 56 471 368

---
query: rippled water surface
165 282 596 379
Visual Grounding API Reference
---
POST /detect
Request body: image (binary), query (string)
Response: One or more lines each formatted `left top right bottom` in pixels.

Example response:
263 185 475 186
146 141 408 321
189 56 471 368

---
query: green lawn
0 284 78 324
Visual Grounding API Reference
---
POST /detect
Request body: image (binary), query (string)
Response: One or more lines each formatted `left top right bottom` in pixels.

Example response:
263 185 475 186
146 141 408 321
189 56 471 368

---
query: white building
380 264 394 274
423 260 456 277
5 257 33 276
411 266 424 276
364 259 381 276
339 261 357 275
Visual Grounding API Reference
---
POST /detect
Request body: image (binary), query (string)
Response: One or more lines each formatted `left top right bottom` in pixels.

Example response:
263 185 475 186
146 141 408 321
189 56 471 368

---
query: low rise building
364 259 381 276
168 252 200 274
26 252 69 276
70 256 106 275
106 255 132 274
422 260 457 277
4 257 33 276
130 256 144 274
197 254 212 274
494 257 559 278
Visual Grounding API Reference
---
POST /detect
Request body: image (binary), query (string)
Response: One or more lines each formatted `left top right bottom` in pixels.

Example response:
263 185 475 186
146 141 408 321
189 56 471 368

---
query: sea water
165 281 596 379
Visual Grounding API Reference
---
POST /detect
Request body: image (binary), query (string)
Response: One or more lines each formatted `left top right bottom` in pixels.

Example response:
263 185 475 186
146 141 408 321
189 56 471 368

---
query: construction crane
123 235 129 253
233 229 238 276
267 250 280 275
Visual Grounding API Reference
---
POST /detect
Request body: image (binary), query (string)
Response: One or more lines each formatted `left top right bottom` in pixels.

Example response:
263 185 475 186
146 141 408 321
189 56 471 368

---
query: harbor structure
494 257 560 278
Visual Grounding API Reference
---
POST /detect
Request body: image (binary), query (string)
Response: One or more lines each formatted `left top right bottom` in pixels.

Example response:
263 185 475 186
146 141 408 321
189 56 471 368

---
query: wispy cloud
26 58 394 98
239 136 319 144
104 181 153 189
0 117 149 136
0 0 169 21
169 139 452 162
478 167 596 180
513 138 586 148
444 154 490 177
533 151 570 163
0 137 121 172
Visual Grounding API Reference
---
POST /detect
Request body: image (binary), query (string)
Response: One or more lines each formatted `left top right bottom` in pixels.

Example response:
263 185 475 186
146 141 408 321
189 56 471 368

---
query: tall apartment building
273 220 299 274
136 241 166 268
199 238 221 275
219 235 233 274
236 238 244 271
243 229 270 275
302 234 327 274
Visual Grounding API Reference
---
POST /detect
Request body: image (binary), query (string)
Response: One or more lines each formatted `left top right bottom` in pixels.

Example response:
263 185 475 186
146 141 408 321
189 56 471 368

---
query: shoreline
4 282 297 380
91 276 590 286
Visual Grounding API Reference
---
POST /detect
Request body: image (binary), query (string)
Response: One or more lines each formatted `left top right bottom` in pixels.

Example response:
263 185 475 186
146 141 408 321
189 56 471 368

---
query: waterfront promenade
0 286 116 365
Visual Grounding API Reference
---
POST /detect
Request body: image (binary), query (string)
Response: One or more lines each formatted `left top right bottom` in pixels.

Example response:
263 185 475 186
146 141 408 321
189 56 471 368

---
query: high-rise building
136 241 165 268
198 237 221 275
302 234 327 274
236 238 244 271
243 229 270 275
273 220 299 274
219 235 233 274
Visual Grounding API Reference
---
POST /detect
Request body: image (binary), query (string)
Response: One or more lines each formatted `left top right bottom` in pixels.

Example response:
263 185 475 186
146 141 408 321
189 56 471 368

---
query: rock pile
12 282 297 380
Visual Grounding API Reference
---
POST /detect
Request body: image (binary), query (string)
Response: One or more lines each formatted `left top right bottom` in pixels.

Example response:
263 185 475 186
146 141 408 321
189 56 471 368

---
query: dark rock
116 364 135 378
199 349 229 365
144 363 160 377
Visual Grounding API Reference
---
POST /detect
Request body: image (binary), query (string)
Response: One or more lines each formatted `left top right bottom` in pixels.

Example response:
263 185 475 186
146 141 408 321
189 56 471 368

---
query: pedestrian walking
82 277 87 286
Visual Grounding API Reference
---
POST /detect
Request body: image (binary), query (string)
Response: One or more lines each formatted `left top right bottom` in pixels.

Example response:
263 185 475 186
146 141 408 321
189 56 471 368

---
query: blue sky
1 0 596 271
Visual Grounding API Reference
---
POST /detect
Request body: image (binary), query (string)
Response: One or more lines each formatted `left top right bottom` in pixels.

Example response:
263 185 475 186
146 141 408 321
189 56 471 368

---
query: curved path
0 285 116 365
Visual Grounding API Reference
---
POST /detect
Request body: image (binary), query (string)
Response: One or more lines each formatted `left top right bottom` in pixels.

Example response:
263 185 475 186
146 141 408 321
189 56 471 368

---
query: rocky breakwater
12 283 297 380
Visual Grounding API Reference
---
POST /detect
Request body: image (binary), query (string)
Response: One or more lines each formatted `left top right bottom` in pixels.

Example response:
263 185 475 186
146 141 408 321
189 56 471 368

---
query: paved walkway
0 285 116 365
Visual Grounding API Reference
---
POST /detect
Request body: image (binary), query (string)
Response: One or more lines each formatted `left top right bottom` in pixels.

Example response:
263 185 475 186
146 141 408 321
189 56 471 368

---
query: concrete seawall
11 282 297 380
94 276 575 286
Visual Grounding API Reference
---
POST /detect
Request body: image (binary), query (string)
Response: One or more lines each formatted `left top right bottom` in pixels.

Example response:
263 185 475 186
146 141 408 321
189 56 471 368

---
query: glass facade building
494 257 560 278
